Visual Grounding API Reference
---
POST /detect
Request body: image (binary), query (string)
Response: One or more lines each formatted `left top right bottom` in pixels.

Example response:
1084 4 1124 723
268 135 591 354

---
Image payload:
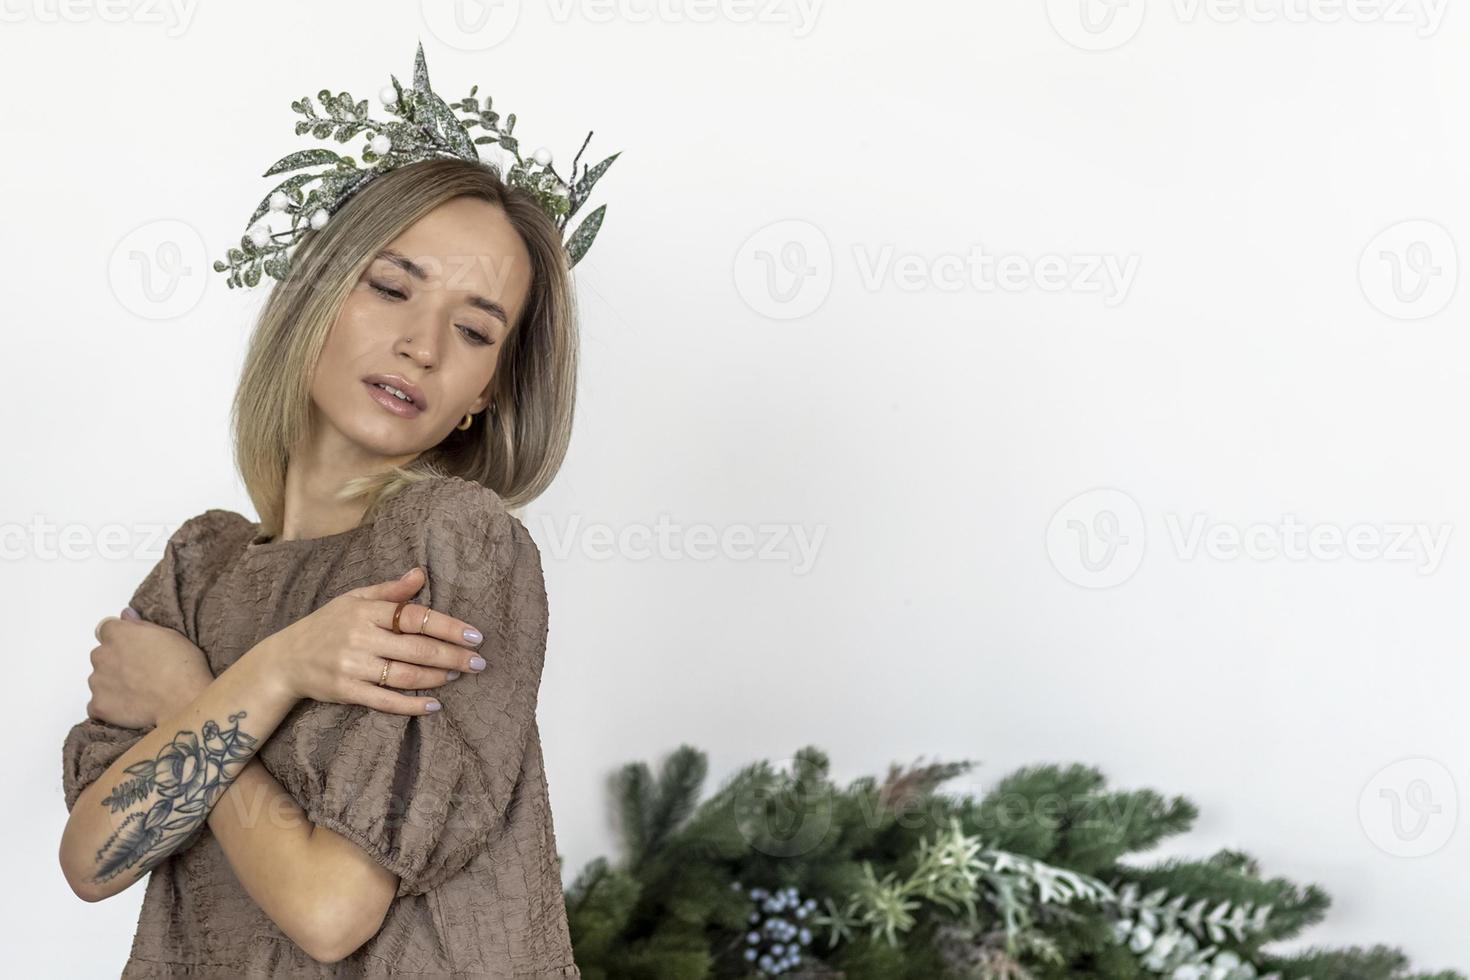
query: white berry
379 84 398 107
268 191 289 212
248 225 271 248
532 146 553 166
310 209 329 230
370 134 392 155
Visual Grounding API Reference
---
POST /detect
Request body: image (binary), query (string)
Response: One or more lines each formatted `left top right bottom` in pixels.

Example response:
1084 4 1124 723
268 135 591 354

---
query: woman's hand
255 566 486 715
88 614 215 729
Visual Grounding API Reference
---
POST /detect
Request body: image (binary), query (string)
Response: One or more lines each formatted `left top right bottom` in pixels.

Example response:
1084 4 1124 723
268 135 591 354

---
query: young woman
58 157 582 977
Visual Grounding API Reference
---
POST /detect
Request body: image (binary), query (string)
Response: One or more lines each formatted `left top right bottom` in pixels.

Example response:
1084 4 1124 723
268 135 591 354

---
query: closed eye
369 281 494 346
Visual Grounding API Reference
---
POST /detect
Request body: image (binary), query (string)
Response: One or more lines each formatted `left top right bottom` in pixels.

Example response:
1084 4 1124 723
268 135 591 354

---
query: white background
6 0 1466 974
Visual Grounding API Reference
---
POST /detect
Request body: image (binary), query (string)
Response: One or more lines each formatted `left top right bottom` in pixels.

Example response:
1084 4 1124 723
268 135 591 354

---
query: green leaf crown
213 40 619 289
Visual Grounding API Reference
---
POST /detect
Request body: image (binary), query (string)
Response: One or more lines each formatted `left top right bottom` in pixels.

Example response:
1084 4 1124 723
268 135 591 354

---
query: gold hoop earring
456 412 474 431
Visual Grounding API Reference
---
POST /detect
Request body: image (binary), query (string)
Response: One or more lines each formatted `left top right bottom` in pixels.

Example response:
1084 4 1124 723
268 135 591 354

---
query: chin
340 413 435 457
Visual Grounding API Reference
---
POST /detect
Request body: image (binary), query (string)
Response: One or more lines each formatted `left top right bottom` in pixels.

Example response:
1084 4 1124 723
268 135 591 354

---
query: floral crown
213 41 619 289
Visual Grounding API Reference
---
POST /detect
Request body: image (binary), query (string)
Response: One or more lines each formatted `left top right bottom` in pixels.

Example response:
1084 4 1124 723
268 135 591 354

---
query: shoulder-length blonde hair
231 158 578 537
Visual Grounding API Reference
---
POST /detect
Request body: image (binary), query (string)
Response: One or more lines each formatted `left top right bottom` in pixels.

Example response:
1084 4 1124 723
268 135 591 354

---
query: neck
274 414 420 542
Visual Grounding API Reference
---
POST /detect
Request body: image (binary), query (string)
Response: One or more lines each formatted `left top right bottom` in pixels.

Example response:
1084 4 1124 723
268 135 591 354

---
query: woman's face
309 196 534 462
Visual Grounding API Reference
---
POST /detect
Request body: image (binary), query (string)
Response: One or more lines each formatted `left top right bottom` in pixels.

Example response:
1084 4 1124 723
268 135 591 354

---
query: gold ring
377 659 391 686
391 600 409 634
420 606 431 633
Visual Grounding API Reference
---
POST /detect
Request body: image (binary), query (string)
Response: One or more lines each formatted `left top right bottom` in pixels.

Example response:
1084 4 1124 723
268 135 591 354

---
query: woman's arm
204 757 398 963
62 562 481 962
60 635 402 961
59 638 295 903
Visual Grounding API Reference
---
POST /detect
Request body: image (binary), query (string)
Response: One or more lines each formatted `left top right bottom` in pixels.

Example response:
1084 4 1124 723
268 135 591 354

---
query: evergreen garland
561 745 1460 980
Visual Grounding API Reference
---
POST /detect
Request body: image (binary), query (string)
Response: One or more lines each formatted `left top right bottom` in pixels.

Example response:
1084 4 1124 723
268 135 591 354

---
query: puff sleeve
275 478 550 898
60 515 199 813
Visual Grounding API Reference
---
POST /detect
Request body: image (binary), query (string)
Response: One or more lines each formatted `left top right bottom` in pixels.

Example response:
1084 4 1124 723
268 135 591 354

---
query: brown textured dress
61 475 581 978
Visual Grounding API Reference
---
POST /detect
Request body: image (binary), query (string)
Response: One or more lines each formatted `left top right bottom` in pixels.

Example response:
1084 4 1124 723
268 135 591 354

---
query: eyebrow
373 249 510 326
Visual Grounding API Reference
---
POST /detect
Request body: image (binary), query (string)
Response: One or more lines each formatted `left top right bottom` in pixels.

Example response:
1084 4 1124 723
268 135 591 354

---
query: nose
396 332 436 370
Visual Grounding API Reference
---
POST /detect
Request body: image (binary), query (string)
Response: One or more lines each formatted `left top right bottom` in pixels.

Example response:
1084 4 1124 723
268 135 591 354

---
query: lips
364 377 425 419
362 373 427 410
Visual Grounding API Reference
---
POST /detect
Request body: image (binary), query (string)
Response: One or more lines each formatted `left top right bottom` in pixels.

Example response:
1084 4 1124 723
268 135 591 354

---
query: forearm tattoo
91 710 259 884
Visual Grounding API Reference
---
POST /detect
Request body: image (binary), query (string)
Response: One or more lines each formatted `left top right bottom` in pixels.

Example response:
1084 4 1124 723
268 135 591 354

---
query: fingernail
401 567 417 579
121 607 141 621
463 627 482 645
425 700 441 712
469 655 486 672
447 670 461 680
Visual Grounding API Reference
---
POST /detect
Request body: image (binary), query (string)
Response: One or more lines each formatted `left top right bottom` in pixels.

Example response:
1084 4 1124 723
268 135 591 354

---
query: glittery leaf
565 204 605 267
263 148 345 177
412 42 431 99
571 150 619 217
426 90 476 159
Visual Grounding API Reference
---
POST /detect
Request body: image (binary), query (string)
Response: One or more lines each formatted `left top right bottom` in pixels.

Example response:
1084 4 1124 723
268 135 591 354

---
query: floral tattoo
92 711 259 883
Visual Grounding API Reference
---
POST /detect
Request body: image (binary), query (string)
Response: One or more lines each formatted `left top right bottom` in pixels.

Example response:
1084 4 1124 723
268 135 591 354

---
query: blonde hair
230 158 578 537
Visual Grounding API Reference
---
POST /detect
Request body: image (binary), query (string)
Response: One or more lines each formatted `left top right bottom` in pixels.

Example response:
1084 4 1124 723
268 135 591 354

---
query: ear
469 382 494 414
